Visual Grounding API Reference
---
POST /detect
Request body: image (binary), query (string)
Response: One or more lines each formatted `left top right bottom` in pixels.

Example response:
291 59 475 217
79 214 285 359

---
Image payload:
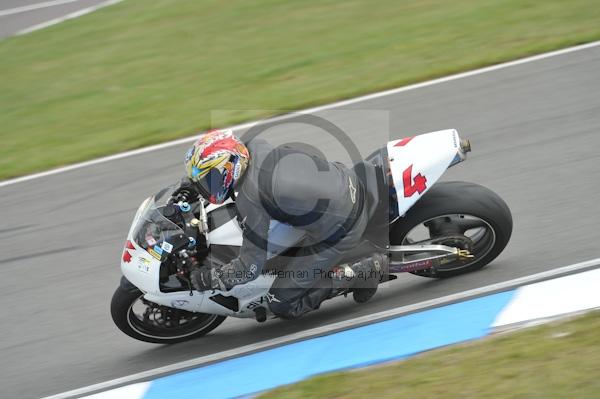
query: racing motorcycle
111 129 512 344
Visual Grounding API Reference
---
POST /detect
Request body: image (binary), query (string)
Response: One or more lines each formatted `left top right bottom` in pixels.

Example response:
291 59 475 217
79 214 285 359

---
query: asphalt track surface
0 0 110 38
1 45 599 398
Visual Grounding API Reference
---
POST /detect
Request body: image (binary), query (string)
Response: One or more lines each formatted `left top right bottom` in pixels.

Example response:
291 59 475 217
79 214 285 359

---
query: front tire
390 181 512 278
110 285 226 344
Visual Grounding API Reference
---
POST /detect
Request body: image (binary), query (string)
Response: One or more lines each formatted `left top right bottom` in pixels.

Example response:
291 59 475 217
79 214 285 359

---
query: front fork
387 244 473 273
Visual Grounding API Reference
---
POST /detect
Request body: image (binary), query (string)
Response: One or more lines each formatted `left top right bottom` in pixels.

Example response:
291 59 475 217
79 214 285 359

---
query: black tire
390 181 512 278
110 285 226 344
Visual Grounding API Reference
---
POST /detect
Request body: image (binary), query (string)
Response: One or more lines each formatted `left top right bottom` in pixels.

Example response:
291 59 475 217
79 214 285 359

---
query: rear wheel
390 181 512 278
110 285 226 344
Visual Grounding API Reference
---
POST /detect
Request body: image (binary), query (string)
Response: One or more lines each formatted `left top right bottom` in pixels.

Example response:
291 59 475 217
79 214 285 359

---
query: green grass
1 0 600 179
259 312 600 399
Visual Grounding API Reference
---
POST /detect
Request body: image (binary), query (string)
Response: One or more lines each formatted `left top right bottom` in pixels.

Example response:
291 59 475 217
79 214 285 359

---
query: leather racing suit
189 138 382 319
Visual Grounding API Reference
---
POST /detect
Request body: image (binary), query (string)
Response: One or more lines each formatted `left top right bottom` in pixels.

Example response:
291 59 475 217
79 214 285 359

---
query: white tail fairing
388 129 464 216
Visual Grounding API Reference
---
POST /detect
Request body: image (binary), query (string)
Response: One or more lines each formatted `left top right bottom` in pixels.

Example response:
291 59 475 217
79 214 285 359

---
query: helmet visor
195 167 228 203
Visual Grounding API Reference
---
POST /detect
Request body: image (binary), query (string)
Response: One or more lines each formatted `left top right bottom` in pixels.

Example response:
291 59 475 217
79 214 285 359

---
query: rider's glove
172 177 201 203
191 259 259 291
219 259 259 289
191 267 226 291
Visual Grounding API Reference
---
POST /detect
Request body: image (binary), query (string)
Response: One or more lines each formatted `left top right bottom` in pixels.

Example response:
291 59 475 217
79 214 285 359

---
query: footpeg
253 306 267 323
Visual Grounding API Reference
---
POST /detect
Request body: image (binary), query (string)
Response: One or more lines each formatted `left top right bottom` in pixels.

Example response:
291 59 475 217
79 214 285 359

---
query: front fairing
120 185 305 316
121 185 187 295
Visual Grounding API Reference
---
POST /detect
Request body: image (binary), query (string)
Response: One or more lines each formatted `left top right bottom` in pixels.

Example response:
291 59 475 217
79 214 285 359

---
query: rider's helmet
184 129 250 204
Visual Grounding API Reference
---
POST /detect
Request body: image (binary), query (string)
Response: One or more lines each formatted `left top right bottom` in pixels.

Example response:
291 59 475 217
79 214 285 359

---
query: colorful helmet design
184 129 250 204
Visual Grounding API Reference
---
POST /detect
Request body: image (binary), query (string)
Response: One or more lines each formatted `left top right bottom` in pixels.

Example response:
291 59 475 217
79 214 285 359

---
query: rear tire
111 285 226 344
390 181 512 278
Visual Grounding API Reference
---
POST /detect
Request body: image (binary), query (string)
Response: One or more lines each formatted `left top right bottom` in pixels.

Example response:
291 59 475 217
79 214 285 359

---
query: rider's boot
330 264 355 297
330 253 388 303
350 253 388 303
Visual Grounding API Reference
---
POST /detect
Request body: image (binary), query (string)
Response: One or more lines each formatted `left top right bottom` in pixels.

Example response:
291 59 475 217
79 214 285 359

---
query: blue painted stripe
143 290 516 399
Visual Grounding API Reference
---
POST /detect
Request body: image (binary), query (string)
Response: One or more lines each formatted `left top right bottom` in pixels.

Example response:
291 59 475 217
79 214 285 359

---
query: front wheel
110 285 226 344
390 181 513 278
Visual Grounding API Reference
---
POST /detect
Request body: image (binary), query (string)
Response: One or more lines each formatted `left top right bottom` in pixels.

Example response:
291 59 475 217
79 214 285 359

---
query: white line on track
42 257 600 399
0 0 85 17
1 39 599 189
15 0 123 35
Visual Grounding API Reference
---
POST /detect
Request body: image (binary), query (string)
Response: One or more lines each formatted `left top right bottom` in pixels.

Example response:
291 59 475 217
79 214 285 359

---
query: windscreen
131 185 185 254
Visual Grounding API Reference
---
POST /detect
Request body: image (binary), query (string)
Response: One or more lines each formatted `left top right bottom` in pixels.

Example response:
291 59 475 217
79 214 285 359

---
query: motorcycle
111 129 512 344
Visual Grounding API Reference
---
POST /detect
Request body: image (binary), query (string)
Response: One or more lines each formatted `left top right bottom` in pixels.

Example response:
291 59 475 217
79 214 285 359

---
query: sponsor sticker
185 147 194 162
265 293 281 303
148 248 162 260
145 235 157 246
389 259 433 273
233 162 242 180
161 241 174 253
246 294 269 310
137 257 151 273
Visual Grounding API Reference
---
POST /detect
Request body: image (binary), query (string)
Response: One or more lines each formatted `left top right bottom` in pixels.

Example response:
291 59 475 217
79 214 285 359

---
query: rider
178 129 387 319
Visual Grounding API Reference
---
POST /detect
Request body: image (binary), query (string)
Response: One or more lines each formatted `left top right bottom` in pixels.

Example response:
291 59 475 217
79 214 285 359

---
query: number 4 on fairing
403 165 427 197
